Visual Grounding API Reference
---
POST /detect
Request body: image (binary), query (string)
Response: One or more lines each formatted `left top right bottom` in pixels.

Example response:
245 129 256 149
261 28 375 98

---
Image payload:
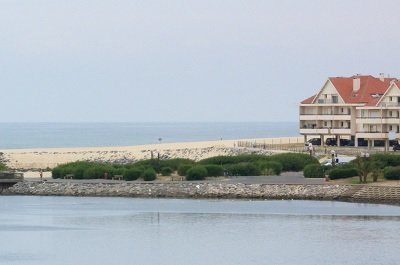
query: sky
1 0 400 122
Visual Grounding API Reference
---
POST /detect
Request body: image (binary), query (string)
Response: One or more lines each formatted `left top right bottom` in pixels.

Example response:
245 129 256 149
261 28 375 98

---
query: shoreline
0 136 302 170
2 181 400 206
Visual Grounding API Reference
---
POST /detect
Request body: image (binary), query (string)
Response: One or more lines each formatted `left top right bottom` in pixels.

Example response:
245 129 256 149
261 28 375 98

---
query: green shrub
134 159 160 172
0 163 7 171
270 153 319 171
303 164 324 178
370 154 400 168
83 167 100 179
198 154 269 165
143 168 157 181
124 168 142 181
329 167 359 180
257 161 283 175
111 167 125 176
51 167 63 179
204 165 224 176
186 166 208 181
225 163 261 176
178 164 193 176
384 166 400 180
161 167 173 176
160 159 195 170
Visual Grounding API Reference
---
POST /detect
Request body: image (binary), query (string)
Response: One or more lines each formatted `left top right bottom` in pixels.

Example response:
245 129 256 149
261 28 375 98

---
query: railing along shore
236 138 394 156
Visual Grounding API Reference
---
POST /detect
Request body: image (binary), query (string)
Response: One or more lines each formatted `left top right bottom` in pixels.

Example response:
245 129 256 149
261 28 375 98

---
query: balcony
299 114 352 121
381 102 400 107
356 117 400 124
300 127 351 135
315 98 338 104
356 132 388 139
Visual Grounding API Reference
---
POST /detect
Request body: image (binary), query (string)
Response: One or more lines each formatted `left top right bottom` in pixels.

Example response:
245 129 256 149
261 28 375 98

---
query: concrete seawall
3 182 400 205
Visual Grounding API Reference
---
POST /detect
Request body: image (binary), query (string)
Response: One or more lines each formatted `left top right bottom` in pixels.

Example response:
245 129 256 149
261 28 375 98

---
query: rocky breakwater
2 182 353 201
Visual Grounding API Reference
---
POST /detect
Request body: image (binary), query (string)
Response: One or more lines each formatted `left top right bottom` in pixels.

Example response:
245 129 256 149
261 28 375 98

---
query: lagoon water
0 196 399 265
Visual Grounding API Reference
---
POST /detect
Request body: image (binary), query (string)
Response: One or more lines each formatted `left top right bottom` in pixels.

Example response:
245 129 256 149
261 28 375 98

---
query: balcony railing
356 116 399 119
300 113 351 115
301 126 350 130
381 102 400 107
316 99 338 104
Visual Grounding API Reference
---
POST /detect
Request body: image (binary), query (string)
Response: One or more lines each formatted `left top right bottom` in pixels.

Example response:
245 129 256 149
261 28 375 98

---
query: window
332 95 338 103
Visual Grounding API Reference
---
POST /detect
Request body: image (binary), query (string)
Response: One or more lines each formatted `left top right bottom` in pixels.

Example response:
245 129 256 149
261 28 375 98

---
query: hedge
143 168 157 181
0 163 7 171
384 166 400 180
159 159 195 170
303 164 324 178
204 165 224 176
177 164 193 176
270 153 319 171
124 168 143 181
257 161 283 175
329 167 359 180
186 166 208 181
198 154 269 165
161 167 173 176
225 163 261 176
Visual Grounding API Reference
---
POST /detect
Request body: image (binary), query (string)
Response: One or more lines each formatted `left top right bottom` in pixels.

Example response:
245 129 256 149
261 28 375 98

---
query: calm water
0 122 298 149
0 197 399 265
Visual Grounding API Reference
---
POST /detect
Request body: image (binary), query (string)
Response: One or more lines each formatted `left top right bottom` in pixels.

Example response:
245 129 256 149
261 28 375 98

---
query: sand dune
0 137 303 170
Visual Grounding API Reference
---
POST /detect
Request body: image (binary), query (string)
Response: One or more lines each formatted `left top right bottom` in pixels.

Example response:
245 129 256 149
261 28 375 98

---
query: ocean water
0 196 399 265
0 122 298 149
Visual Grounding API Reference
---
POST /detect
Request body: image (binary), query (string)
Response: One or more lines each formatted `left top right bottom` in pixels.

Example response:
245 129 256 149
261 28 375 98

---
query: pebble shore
3 182 400 205
2 181 353 200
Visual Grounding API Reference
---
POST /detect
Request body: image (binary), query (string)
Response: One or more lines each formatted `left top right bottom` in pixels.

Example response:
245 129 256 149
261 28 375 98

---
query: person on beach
39 169 43 181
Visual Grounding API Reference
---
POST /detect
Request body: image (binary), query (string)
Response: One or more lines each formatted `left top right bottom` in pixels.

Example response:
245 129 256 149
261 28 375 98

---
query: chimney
353 77 360 92
379 73 385 82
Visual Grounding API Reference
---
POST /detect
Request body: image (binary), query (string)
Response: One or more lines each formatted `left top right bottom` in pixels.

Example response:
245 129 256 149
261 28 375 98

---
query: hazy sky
1 0 400 122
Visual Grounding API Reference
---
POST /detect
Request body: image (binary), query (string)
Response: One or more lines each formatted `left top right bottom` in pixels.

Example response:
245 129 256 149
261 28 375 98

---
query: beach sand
0 137 303 172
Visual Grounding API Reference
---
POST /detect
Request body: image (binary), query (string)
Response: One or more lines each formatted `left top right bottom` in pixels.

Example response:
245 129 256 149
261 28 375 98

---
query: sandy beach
0 136 303 172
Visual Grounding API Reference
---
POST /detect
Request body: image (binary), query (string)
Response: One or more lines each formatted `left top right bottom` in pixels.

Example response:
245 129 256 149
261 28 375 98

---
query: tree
355 155 382 183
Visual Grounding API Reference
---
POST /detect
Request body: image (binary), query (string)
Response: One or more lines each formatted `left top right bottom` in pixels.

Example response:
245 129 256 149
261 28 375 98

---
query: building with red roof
300 74 400 150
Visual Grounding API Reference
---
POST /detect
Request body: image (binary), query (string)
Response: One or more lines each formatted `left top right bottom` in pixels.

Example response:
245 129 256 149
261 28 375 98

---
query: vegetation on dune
303 164 324 178
143 168 157 181
0 163 7 171
49 153 344 181
186 166 208 181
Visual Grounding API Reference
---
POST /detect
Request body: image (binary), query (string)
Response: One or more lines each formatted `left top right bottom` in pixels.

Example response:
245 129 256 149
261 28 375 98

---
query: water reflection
0 196 399 265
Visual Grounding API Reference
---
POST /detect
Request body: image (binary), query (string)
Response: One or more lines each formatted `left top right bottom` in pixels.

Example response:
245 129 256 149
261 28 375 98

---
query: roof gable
301 75 399 106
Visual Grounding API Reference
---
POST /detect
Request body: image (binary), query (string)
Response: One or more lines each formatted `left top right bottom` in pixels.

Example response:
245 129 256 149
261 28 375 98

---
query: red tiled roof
301 95 316 104
301 75 398 106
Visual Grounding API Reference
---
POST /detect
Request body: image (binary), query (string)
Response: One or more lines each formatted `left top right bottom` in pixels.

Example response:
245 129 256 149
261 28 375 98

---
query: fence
236 137 392 156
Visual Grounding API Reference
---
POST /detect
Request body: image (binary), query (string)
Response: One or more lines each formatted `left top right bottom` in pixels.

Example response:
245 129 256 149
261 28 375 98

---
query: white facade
300 76 400 150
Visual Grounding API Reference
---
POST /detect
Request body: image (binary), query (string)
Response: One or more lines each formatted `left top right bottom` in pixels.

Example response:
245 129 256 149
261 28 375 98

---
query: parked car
306 138 321 145
393 144 400 151
339 139 354 146
357 138 368 147
325 138 337 146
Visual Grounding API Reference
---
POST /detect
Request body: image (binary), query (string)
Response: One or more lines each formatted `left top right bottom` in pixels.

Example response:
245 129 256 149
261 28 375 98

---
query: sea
0 122 299 149
0 196 399 265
